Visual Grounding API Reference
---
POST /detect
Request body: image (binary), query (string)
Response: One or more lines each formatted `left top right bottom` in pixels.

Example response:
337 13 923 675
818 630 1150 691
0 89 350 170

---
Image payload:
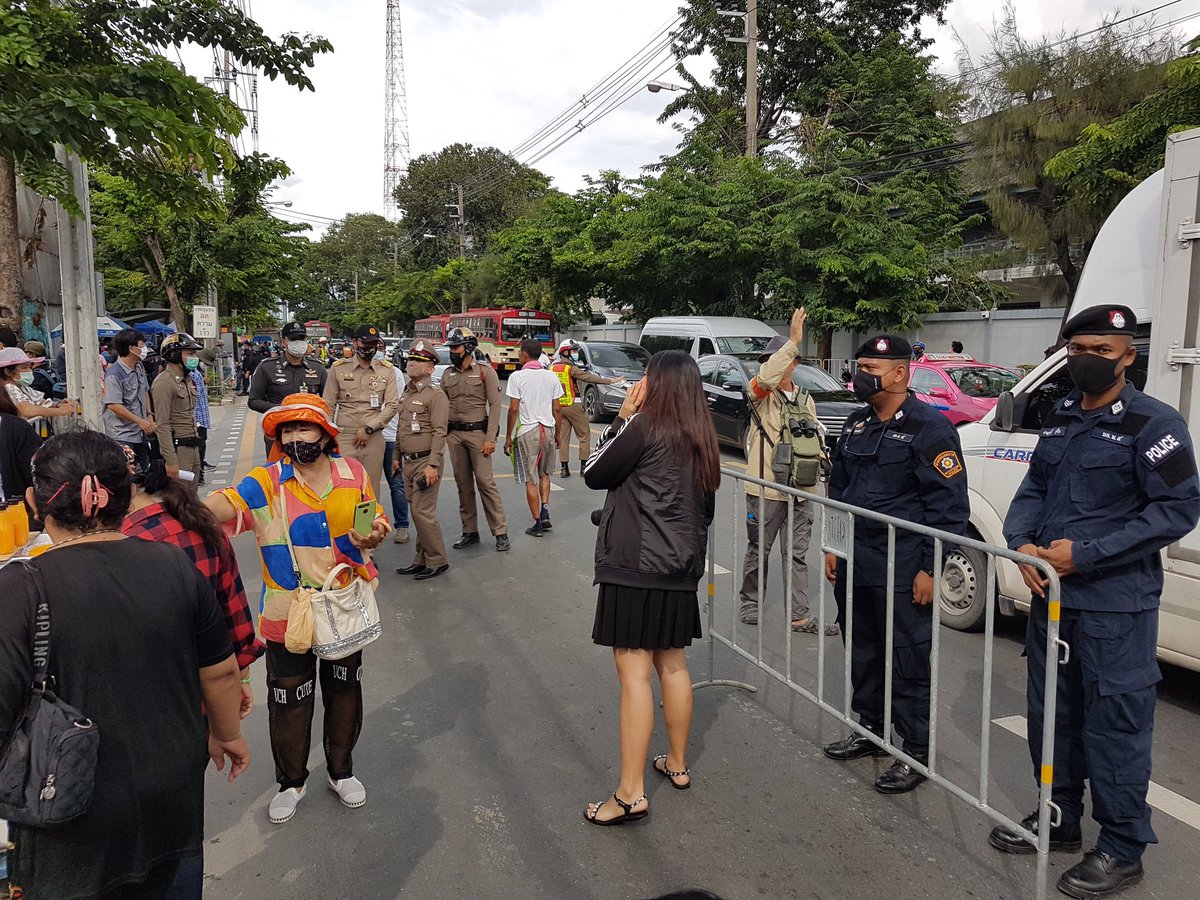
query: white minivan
639 316 779 359
948 128 1200 673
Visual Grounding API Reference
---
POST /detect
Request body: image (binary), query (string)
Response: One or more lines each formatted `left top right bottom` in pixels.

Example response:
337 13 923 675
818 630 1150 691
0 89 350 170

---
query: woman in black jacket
581 350 721 825
0 386 41 508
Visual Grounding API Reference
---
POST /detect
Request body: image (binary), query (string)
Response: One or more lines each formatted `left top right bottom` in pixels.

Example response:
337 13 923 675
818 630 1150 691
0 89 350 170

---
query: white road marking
706 562 732 576
993 715 1200 832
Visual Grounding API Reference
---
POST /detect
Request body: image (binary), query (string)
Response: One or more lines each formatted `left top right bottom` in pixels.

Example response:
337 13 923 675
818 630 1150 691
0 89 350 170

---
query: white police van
945 128 1200 673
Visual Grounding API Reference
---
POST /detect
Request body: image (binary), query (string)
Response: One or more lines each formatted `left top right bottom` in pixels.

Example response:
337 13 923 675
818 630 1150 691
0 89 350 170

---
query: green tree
391 143 551 269
0 0 331 327
961 7 1176 304
1045 42 1200 215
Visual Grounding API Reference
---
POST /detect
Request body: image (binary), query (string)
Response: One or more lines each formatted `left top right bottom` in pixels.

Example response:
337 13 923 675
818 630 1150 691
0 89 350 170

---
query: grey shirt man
102 358 149 444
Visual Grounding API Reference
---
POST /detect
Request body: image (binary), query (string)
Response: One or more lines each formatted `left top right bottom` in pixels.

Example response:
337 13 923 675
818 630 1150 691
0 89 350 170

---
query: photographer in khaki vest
737 309 834 634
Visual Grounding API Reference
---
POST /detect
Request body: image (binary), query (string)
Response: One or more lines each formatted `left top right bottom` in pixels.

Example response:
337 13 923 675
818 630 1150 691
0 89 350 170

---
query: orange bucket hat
262 393 340 461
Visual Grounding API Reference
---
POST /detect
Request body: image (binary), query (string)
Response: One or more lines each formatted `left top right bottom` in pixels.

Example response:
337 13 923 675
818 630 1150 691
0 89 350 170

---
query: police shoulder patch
1142 433 1184 468
933 450 964 479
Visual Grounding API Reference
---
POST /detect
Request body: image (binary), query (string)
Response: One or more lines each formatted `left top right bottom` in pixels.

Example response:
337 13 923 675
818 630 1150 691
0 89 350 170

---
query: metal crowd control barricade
697 467 1064 900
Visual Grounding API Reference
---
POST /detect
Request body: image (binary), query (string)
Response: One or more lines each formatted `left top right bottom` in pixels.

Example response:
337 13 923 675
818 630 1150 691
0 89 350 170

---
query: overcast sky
196 0 1182 234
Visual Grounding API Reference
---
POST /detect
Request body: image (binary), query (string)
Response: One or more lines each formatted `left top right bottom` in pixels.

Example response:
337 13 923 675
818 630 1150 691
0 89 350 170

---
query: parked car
572 341 650 422
429 345 453 386
909 354 1020 425
639 316 780 359
698 354 864 456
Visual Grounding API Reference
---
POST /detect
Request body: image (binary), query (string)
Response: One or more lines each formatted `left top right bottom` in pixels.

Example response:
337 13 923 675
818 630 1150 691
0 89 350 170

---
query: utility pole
448 184 467 313
720 3 758 157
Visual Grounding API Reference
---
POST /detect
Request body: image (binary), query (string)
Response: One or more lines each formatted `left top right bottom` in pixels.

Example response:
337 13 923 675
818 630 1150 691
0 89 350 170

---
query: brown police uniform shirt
150 366 197 465
439 361 502 438
322 356 400 434
393 378 448 469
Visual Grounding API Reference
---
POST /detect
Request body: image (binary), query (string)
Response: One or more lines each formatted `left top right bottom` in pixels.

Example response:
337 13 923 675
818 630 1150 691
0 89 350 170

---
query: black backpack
0 563 99 826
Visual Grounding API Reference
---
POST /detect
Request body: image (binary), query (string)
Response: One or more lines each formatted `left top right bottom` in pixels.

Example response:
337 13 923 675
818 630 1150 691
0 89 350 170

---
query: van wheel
584 387 602 423
939 545 992 632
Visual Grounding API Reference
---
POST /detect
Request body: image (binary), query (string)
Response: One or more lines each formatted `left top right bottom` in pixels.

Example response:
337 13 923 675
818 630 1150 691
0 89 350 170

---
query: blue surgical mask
184 357 200 371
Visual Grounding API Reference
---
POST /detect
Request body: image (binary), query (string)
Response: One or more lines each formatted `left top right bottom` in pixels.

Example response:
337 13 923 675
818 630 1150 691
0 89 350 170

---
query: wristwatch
365 425 375 435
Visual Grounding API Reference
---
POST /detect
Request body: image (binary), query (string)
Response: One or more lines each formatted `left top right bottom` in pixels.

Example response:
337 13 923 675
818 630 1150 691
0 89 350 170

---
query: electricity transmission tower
384 0 412 220
206 1 259 155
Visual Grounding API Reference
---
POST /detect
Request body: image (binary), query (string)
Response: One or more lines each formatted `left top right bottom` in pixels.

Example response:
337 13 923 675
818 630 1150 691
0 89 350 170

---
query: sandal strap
612 792 646 814
654 754 690 778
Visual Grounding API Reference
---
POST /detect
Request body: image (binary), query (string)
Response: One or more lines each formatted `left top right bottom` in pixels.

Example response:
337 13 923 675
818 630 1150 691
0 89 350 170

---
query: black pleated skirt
592 583 703 649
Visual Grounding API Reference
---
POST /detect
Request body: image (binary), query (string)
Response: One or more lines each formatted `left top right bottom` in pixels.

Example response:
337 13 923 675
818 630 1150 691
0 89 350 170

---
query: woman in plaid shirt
123 458 265 715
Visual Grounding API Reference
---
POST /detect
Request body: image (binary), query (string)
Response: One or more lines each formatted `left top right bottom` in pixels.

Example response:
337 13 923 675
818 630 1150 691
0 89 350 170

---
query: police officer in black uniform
248 321 328 455
991 305 1199 899
822 334 970 793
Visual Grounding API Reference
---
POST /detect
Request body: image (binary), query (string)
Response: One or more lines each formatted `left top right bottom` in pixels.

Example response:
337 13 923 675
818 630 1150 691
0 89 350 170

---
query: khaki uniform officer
441 328 509 552
322 323 399 490
150 331 205 486
393 341 450 580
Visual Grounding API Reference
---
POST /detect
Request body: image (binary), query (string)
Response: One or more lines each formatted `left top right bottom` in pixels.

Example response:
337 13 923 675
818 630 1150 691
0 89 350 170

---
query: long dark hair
638 350 721 492
0 385 17 416
139 459 233 565
32 431 133 531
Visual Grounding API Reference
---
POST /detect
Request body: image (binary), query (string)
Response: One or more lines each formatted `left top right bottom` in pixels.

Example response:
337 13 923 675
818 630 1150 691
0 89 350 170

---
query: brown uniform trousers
323 356 400 490
150 366 201 487
441 361 507 537
556 401 591 463
393 379 448 569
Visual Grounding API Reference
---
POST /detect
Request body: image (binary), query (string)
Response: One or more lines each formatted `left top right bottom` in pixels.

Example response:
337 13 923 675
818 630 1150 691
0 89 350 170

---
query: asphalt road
199 399 1200 900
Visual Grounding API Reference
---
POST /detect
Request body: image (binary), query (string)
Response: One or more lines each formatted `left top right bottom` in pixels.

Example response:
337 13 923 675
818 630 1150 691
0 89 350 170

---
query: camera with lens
788 417 819 439
590 509 603 526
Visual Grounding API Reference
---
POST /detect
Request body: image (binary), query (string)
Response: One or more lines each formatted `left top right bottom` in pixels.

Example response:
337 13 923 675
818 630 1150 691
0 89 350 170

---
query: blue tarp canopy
50 315 131 338
133 320 176 335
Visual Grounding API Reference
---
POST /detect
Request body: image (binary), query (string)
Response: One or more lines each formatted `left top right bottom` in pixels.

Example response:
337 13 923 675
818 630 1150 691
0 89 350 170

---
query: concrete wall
567 308 1063 373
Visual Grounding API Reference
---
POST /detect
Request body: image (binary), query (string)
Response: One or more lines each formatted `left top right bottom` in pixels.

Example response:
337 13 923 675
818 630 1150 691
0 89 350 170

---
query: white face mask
136 346 149 360
286 340 308 358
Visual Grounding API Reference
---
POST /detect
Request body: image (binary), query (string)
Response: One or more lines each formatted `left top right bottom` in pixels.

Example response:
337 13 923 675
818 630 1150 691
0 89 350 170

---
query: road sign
193 305 218 339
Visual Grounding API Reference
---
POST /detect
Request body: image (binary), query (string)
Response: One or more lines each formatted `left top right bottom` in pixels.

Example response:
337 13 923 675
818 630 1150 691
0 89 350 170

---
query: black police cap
351 324 382 341
1060 304 1137 339
281 321 306 340
853 334 912 360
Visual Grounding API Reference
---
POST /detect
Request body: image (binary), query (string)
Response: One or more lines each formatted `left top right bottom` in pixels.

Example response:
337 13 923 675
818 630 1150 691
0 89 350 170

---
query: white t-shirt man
506 364 563 428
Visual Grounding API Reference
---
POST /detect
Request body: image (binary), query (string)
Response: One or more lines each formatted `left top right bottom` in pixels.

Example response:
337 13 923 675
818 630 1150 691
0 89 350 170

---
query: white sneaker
268 787 305 824
328 776 367 809
394 527 410 544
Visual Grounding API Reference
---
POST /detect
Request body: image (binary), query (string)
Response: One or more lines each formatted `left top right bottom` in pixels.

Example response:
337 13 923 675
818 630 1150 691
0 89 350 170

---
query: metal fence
698 467 1065 900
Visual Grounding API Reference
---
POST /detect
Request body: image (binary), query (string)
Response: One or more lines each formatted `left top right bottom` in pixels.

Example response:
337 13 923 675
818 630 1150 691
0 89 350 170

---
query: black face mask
284 437 327 465
451 349 470 369
852 370 885 401
1066 353 1125 394
355 344 377 360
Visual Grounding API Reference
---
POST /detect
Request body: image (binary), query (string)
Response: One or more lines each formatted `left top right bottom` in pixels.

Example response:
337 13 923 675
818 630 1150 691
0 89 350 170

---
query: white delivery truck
943 127 1200 674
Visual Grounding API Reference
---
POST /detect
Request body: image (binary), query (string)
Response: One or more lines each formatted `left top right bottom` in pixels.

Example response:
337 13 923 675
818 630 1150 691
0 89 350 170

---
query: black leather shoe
560 463 571 478
874 758 927 794
579 462 586 476
525 522 544 537
1057 849 1143 899
823 732 886 760
415 564 449 581
396 564 426 576
495 535 510 552
988 811 1082 855
452 532 480 549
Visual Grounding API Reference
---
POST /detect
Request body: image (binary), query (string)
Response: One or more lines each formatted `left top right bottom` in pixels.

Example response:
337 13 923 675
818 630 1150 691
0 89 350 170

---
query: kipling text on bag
0 563 99 827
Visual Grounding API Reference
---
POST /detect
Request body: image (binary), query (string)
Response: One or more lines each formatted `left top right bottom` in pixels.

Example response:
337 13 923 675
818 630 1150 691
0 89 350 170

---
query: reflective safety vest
550 361 575 405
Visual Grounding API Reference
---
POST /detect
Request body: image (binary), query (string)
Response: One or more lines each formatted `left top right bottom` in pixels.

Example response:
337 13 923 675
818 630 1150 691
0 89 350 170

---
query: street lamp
646 80 687 93
645 82 742 156
264 200 293 208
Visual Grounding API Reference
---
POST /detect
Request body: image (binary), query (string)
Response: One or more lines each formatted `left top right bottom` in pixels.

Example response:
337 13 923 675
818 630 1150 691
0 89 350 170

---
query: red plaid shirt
123 502 265 670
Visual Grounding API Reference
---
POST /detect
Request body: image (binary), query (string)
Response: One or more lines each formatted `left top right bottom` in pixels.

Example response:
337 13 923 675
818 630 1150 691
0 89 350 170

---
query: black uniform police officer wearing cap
994 305 1200 899
248 322 327 455
822 334 970 793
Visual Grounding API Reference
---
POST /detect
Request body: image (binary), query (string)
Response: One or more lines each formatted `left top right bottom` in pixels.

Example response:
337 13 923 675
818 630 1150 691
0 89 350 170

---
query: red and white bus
413 314 452 345
304 320 332 339
449 308 556 375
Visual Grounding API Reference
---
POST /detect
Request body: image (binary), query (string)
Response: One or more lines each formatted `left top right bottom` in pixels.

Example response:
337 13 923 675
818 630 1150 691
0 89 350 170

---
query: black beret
1060 304 1137 339
281 321 306 339
854 334 912 360
351 324 382 341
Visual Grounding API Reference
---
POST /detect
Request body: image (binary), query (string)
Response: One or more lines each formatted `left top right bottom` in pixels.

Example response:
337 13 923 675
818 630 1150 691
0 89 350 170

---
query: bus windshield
501 318 553 343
